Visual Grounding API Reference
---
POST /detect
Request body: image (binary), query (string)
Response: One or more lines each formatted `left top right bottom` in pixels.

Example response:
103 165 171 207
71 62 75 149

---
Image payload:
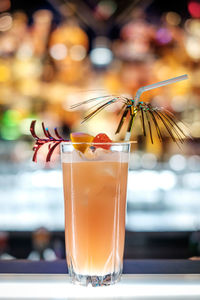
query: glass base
70 270 122 287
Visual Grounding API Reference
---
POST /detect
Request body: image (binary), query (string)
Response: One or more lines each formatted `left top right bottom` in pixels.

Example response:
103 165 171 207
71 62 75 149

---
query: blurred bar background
0 0 200 260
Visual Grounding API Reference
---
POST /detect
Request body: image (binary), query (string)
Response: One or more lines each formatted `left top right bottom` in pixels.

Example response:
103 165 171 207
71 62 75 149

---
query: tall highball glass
61 141 131 286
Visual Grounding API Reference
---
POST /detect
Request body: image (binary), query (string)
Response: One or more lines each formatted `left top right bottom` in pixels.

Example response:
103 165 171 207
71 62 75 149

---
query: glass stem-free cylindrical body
61 142 130 286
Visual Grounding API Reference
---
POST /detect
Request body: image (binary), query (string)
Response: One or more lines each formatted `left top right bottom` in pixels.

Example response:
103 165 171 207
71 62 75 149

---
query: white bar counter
1 274 200 300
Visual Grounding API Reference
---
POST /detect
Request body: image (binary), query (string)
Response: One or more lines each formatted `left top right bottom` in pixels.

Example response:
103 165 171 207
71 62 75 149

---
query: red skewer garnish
30 120 69 162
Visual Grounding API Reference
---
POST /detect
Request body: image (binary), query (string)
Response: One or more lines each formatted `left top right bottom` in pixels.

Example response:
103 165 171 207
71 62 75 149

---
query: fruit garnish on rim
70 132 94 153
29 120 113 162
84 133 113 160
70 132 112 153
93 133 112 150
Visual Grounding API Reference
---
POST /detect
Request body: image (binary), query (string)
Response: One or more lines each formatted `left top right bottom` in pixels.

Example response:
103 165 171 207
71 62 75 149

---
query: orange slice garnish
70 132 94 153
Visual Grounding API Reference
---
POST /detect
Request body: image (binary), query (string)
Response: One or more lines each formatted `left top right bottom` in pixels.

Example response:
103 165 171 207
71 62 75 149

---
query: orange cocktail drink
61 141 130 286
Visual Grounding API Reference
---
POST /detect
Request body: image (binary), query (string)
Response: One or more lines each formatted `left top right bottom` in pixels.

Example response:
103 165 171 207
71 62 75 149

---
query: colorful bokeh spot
188 1 200 18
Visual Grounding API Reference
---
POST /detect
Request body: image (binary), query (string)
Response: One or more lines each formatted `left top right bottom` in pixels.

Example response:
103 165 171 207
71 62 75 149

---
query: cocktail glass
61 141 131 286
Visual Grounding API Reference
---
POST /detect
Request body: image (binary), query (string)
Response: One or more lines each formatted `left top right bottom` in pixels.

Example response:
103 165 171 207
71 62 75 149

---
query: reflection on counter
1 274 200 299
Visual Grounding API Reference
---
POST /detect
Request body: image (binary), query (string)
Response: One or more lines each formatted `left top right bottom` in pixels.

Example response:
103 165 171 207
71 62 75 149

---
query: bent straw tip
134 73 189 104
180 74 188 80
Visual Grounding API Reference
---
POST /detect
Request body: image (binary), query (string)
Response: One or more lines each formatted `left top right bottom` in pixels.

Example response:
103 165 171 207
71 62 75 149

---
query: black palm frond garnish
140 107 146 137
71 96 190 145
144 110 153 144
148 109 163 142
115 106 129 134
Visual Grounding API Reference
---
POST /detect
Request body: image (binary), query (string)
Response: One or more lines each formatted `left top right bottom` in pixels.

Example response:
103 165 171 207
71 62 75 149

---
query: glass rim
61 141 137 146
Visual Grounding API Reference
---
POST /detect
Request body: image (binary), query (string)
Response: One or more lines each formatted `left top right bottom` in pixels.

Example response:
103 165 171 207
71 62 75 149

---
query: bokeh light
0 0 10 12
156 28 172 44
90 47 113 66
16 44 33 60
49 44 68 60
70 45 87 61
0 13 12 31
188 1 200 18
169 155 187 171
184 19 200 37
95 0 117 20
165 11 181 26
185 36 200 60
